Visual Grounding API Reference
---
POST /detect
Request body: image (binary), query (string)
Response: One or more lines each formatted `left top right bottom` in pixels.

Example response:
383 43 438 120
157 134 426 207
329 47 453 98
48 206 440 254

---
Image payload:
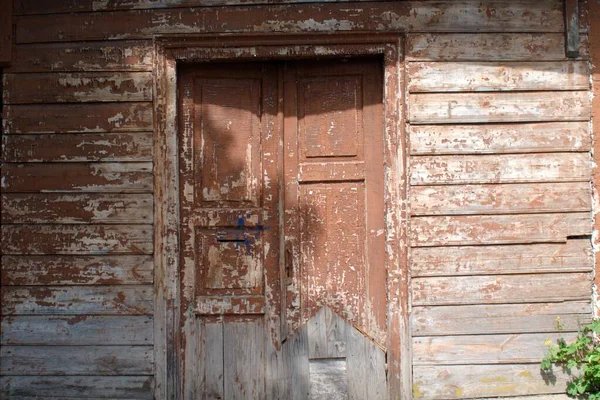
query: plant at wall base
541 319 600 399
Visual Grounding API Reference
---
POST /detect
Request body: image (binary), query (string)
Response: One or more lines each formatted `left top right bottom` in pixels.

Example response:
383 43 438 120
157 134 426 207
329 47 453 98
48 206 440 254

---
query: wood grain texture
409 122 591 155
3 72 153 104
1 133 153 162
6 41 153 73
0 376 153 399
412 273 592 306
411 239 593 277
406 33 588 61
410 213 591 247
412 364 573 399
409 91 591 124
2 103 153 133
1 225 153 255
410 183 591 216
1 193 153 224
1 163 153 193
408 61 589 92
412 301 592 336
413 332 578 365
2 285 154 315
410 153 591 185
308 306 348 359
0 346 154 376
15 2 564 43
1 255 153 285
1 315 153 345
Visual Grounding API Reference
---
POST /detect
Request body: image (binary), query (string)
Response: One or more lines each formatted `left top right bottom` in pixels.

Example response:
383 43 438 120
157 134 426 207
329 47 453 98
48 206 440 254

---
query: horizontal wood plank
1 163 153 193
409 91 591 124
409 122 591 155
1 133 153 162
412 273 592 306
410 153 591 185
411 239 593 277
2 103 153 133
1 255 153 285
1 285 153 315
6 41 153 73
1 315 153 345
407 33 589 61
3 72 153 104
0 346 153 375
410 183 591 216
412 301 592 336
410 213 591 247
1 193 153 224
408 61 589 92
413 364 572 399
15 2 564 43
1 225 153 255
0 376 153 399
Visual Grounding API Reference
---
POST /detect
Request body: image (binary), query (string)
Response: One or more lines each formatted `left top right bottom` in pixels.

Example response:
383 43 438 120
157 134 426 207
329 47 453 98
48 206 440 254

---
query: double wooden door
178 58 388 399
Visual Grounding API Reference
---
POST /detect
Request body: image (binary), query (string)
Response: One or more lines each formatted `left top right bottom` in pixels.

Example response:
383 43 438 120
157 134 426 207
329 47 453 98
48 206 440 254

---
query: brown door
178 59 387 399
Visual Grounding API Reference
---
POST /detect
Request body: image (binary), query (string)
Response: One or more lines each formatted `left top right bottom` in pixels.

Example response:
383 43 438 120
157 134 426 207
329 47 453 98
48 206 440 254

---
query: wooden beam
0 0 12 66
565 0 580 57
590 0 600 313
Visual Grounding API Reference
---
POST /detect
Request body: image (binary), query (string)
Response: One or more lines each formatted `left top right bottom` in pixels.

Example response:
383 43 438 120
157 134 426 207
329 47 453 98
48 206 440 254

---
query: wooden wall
0 0 595 399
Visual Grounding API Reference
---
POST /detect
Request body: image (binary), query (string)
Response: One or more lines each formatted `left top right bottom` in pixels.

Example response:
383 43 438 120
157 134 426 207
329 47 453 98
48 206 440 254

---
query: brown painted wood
3 103 153 133
1 193 153 224
1 133 153 162
3 72 153 104
0 0 12 66
1 255 153 285
412 273 592 306
1 225 153 255
1 285 153 315
1 163 153 193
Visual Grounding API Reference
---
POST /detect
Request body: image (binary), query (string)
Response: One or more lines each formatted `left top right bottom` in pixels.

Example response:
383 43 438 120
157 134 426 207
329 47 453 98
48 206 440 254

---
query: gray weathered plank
1 225 153 255
1 255 153 285
412 273 592 306
1 285 153 315
408 61 589 92
308 306 348 359
346 327 387 400
411 239 592 277
1 315 153 345
3 72 153 104
409 91 591 124
412 301 592 336
409 122 591 155
0 346 154 375
410 153 591 185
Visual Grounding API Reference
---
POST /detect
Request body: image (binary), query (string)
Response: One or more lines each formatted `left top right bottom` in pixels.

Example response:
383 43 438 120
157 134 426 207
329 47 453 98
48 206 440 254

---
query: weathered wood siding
0 1 594 399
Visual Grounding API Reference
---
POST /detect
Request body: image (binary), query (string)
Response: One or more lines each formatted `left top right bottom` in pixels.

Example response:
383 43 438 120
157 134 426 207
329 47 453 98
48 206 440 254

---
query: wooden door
178 59 387 399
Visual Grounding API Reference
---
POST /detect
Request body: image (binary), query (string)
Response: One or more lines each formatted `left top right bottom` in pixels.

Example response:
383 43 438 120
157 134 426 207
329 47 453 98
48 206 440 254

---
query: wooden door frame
153 33 408 400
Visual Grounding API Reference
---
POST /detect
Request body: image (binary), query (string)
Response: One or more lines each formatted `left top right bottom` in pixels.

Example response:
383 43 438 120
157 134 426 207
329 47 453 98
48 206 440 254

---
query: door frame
153 33 408 400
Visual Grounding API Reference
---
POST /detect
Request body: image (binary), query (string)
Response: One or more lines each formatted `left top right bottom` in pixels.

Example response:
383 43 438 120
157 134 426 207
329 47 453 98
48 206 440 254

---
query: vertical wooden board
412 301 593 336
1 285 154 315
204 322 225 400
411 273 592 306
408 61 589 92
1 133 154 162
565 0 580 57
0 346 154 375
410 153 591 185
409 122 591 155
409 91 591 124
1 315 153 345
184 319 224 400
0 376 153 399
308 307 348 359
3 72 153 104
1 255 154 285
223 319 266 399
1 163 153 193
411 239 593 277
2 103 153 133
6 41 153 73
410 183 591 216
1 225 153 255
0 0 11 66
1 193 153 224
346 328 367 400
287 324 311 400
